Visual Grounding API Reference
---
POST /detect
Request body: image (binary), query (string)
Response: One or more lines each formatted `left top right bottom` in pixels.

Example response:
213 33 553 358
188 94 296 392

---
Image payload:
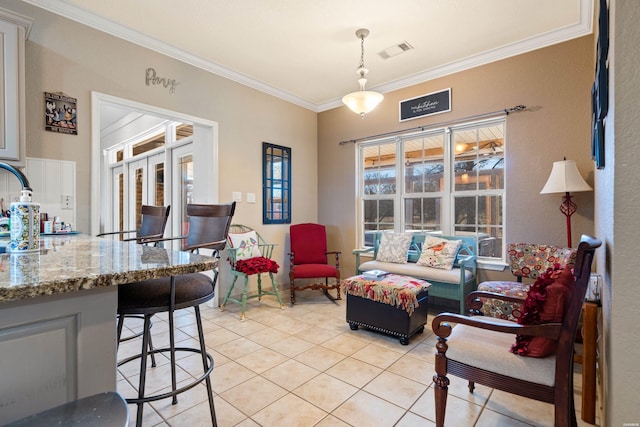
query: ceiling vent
378 42 413 59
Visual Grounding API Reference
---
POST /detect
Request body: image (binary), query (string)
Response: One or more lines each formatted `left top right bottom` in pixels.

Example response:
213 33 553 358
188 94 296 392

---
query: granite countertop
0 234 217 303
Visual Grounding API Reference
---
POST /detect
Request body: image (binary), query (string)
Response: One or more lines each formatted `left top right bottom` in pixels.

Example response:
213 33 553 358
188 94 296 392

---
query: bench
353 232 477 313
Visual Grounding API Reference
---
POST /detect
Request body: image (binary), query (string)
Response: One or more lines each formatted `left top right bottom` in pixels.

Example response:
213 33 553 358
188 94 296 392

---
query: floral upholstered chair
476 243 577 320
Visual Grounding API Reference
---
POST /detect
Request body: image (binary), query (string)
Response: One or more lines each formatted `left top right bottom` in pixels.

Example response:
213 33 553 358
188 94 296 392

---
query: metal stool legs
116 314 156 367
116 306 217 427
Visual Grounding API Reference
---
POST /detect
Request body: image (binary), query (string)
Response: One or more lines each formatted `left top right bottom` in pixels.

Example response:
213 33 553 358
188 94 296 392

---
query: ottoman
342 274 432 345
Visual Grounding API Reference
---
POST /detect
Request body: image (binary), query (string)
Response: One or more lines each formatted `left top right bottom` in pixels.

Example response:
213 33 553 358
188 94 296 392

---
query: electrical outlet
62 195 73 210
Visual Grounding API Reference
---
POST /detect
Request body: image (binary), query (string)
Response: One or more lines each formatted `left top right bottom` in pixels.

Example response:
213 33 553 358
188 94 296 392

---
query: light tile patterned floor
117 290 600 427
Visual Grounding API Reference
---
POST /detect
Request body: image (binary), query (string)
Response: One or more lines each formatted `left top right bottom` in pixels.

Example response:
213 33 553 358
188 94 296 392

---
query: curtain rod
338 104 527 145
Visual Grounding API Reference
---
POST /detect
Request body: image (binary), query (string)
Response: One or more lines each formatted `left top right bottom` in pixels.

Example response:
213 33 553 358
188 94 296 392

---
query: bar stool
116 202 235 427
99 204 171 367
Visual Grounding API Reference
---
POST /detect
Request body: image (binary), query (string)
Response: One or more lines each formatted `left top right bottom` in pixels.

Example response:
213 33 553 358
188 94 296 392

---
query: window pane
404 134 444 193
363 200 395 232
179 154 193 246
135 167 144 230
133 133 165 157
175 123 193 141
454 196 477 226
404 197 442 231
154 163 164 206
453 124 504 192
363 143 396 195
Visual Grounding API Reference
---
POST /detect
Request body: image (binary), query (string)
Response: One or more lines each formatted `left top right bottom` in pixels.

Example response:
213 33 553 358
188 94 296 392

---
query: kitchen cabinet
0 8 30 164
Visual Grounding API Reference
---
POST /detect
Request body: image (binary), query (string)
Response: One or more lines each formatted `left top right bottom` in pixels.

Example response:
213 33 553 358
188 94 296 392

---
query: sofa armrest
456 254 477 283
352 247 374 274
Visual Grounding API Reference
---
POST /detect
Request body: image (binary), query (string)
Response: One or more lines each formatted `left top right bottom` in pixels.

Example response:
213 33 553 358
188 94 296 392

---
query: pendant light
342 28 384 118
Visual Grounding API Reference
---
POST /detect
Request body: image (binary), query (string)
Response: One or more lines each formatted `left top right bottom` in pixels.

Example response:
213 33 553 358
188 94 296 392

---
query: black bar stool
116 202 235 427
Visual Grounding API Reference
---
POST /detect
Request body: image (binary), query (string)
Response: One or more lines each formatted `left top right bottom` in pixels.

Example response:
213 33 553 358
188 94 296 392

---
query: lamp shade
540 159 592 194
342 91 384 117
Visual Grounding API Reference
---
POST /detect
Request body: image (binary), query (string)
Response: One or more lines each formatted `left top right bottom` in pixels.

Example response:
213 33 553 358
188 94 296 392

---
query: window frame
262 142 291 224
357 117 506 265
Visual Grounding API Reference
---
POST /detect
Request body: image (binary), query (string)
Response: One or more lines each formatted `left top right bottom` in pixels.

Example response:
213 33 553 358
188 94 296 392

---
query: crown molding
319 0 593 112
24 0 592 114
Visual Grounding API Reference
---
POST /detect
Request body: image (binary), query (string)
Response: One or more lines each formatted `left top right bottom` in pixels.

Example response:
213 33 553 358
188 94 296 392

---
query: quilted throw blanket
342 274 431 315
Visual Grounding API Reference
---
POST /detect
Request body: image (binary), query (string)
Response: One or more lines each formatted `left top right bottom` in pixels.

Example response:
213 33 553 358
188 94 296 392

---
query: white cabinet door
0 12 29 164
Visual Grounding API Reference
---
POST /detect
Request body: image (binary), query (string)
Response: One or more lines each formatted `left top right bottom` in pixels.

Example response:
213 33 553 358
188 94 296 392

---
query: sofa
353 232 477 313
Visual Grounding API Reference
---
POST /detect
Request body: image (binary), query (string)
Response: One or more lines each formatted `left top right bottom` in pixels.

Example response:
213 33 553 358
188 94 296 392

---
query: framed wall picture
45 92 77 135
591 0 608 169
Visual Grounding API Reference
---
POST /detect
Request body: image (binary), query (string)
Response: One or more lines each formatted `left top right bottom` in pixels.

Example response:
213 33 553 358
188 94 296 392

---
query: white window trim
357 117 506 265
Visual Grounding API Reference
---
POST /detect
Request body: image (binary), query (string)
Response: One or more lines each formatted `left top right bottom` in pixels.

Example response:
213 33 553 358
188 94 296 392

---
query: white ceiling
25 0 592 112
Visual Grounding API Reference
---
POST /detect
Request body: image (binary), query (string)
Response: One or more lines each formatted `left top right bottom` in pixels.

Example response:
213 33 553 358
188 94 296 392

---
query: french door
109 152 167 237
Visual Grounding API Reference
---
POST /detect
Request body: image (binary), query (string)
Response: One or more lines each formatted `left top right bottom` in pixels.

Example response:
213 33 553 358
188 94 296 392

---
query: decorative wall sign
399 88 451 122
145 68 180 94
45 92 77 135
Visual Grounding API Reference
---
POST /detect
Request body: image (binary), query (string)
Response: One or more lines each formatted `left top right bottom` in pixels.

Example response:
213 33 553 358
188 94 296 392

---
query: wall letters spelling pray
145 68 180 94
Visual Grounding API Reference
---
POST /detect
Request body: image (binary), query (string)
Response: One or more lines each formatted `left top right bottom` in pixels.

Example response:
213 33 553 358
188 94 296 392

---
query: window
263 142 291 224
359 118 505 263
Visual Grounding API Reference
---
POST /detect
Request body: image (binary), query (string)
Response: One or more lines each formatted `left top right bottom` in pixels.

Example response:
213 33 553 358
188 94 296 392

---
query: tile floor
116 290 600 427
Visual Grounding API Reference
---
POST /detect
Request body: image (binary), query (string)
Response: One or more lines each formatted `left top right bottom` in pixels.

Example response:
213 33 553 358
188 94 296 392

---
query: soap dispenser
0 162 40 252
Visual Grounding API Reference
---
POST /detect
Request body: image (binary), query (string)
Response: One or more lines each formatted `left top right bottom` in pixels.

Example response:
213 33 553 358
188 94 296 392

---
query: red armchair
288 223 341 305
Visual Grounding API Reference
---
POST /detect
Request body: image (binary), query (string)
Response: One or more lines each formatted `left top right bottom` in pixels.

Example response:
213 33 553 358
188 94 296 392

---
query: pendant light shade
342 29 384 118
342 90 384 117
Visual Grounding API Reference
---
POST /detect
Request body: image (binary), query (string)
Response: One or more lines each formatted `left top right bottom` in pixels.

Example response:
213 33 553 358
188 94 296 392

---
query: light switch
232 192 242 202
246 193 256 203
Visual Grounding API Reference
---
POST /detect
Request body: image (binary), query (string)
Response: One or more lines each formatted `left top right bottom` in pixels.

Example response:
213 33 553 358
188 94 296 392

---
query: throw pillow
416 237 462 270
228 230 262 261
511 264 574 357
376 232 412 264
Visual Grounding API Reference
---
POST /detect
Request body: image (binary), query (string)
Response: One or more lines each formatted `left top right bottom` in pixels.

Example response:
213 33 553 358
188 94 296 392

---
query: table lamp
540 159 592 247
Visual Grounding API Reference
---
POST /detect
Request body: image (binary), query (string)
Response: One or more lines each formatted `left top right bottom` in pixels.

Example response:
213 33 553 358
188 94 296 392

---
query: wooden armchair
288 223 341 305
431 234 601 427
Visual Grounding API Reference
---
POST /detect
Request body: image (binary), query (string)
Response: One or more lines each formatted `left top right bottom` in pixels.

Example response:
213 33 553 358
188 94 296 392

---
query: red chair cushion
235 256 279 275
292 264 338 279
511 265 574 357
290 223 328 265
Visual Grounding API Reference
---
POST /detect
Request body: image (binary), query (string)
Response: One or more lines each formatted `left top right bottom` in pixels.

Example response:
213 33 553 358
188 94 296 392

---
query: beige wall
318 35 596 282
2 0 318 286
598 0 640 424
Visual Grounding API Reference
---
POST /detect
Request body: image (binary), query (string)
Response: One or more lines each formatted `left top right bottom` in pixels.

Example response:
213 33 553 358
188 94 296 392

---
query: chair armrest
187 239 227 252
352 247 374 274
96 229 136 237
467 290 525 305
144 235 225 252
326 251 341 268
432 312 562 340
352 247 374 255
